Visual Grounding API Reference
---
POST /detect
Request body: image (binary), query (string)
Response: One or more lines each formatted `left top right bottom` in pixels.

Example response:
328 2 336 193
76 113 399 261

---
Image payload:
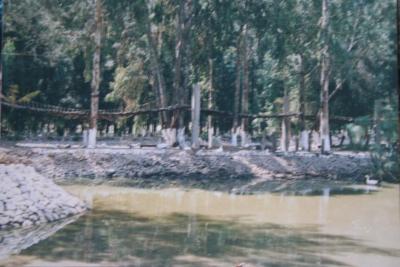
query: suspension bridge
0 100 308 121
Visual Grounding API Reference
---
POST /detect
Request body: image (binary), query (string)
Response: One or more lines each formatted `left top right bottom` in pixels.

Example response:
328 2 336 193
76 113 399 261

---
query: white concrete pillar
300 130 310 151
191 84 201 149
83 129 88 147
87 128 97 149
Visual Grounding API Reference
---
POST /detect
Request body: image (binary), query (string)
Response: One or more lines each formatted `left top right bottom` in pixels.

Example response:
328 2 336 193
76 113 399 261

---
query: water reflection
243 180 380 196
3 210 399 267
0 185 399 267
0 215 81 261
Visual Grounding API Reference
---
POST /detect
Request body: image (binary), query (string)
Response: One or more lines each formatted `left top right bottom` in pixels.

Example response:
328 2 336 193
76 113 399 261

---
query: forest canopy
1 0 397 158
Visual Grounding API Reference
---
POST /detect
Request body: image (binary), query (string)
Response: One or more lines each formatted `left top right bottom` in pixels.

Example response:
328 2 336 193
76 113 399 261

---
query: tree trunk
0 7 3 139
169 0 193 148
145 10 168 127
241 24 250 147
182 0 193 117
181 50 192 135
397 0 400 163
171 0 184 130
0 64 2 139
88 0 102 149
319 0 331 154
373 99 383 146
364 129 370 149
232 28 242 146
298 54 309 151
207 58 214 149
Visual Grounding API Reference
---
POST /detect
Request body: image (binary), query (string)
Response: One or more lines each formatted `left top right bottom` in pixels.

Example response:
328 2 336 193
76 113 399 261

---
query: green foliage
2 0 397 160
106 62 148 110
3 85 40 104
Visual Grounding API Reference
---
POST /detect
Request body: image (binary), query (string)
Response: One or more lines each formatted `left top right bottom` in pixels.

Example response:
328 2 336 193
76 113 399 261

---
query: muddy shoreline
0 145 373 192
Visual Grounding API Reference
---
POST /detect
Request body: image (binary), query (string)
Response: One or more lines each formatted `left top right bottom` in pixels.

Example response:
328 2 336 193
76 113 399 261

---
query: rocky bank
0 164 87 230
0 146 373 192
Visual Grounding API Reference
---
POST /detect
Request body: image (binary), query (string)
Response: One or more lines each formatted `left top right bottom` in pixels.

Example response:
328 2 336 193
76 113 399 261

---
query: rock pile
0 164 87 229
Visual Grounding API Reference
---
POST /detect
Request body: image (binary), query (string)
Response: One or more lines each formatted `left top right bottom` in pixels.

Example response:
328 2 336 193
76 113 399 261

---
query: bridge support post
88 128 97 149
83 129 88 147
191 84 201 149
281 88 290 152
300 130 310 151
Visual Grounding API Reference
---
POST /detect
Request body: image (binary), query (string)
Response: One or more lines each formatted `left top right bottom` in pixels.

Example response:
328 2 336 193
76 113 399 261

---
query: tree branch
329 79 344 100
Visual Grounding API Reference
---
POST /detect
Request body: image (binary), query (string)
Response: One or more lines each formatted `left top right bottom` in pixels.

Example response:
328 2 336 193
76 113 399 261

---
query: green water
1 185 400 267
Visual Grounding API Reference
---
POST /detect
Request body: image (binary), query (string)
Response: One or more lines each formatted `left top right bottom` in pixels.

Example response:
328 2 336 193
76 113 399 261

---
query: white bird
365 175 380 186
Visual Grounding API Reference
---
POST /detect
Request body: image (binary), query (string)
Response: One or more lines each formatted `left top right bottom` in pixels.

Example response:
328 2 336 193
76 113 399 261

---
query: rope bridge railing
1 100 88 117
0 100 192 120
0 100 355 122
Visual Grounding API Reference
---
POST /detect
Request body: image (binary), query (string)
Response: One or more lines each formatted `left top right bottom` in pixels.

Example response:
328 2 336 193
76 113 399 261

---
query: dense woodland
0 1 398 177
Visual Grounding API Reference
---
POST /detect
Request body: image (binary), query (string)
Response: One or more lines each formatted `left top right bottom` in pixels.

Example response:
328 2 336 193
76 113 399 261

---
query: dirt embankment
0 146 373 192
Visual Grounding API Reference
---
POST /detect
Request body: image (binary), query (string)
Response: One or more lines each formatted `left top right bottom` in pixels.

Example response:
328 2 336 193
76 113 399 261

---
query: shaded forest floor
0 142 373 194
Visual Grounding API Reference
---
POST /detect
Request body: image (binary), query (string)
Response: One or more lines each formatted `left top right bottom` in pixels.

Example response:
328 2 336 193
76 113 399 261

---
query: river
0 184 399 267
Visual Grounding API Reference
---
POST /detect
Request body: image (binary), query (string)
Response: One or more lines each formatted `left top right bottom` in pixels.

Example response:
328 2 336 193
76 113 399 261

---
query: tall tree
232 27 242 146
0 0 3 138
240 23 250 146
171 0 193 128
319 0 331 153
88 0 103 148
207 58 214 148
298 54 309 150
145 2 168 127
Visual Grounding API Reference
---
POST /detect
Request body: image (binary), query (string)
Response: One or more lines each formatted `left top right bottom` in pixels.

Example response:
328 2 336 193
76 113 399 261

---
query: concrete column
83 129 88 147
208 127 214 149
191 84 201 149
87 128 97 149
300 130 310 151
281 88 290 152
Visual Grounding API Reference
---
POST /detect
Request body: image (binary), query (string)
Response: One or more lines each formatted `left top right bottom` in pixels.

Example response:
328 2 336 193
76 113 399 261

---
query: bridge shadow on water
2 210 399 267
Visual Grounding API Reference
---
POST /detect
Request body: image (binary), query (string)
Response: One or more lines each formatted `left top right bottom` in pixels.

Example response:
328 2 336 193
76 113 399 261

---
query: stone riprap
1 146 373 193
56 150 371 182
0 164 87 230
